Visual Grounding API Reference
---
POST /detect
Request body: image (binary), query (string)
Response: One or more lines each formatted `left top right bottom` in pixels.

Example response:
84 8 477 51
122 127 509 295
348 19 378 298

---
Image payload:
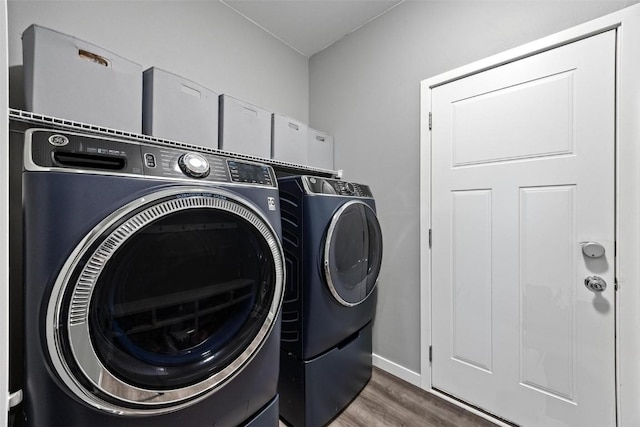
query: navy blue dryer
17 128 285 427
277 175 383 427
278 176 382 359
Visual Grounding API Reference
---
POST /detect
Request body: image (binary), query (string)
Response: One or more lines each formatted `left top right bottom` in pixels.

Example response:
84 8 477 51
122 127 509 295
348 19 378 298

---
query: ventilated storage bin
219 95 271 158
272 113 308 165
22 24 142 133
307 128 334 170
143 67 219 148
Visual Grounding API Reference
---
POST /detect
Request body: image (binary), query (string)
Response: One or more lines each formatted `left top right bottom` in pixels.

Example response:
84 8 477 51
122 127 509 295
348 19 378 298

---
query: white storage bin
219 95 271 158
272 113 308 165
143 67 218 149
22 24 142 133
307 128 334 170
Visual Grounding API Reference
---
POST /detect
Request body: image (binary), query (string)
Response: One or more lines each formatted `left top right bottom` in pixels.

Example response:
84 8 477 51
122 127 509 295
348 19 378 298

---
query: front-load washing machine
277 175 383 427
15 128 285 426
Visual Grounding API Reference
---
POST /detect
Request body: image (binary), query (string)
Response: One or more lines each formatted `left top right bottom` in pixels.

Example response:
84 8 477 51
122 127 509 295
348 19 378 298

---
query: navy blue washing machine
277 175 383 427
15 128 285 426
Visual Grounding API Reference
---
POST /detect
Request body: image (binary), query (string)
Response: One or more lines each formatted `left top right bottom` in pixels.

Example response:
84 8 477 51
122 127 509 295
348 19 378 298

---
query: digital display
237 163 263 180
228 161 273 185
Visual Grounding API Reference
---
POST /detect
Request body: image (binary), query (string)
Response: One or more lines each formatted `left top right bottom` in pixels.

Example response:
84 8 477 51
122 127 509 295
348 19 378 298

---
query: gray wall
7 0 309 123
309 0 639 374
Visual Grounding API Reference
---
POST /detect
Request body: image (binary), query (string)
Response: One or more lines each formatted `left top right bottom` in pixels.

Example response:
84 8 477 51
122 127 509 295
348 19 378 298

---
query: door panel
451 189 492 372
519 185 577 401
452 71 575 166
431 30 615 426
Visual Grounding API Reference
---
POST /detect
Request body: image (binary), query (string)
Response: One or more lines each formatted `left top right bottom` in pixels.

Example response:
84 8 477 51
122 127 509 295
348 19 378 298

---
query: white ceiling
221 0 405 57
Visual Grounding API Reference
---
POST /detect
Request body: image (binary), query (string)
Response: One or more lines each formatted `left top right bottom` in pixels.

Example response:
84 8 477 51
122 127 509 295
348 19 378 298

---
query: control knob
345 182 355 194
178 153 210 178
338 181 355 195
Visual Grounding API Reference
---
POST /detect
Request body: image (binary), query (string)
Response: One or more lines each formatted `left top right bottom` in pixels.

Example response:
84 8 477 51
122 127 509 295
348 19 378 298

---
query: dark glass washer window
325 202 383 306
88 208 276 390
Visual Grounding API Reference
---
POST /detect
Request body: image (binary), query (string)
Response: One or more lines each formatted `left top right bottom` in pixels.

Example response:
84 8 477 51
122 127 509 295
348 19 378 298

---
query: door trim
46 187 285 415
420 4 640 426
0 0 8 421
323 200 382 307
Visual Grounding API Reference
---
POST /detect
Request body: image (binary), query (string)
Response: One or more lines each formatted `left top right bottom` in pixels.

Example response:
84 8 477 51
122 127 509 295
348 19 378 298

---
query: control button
178 153 210 178
144 153 156 168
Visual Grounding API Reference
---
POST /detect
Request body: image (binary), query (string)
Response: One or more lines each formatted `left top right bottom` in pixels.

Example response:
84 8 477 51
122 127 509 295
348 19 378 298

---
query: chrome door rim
323 200 381 307
46 187 284 415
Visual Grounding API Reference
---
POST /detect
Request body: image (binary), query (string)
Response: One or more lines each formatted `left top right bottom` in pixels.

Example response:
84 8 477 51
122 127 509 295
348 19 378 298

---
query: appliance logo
48 134 69 146
267 197 276 211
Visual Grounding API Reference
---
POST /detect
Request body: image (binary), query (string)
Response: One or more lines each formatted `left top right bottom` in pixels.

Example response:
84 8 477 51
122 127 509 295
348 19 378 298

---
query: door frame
420 4 640 426
0 0 8 425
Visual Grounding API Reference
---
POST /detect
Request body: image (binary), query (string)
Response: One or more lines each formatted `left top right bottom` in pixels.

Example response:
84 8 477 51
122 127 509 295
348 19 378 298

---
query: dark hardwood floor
279 367 498 427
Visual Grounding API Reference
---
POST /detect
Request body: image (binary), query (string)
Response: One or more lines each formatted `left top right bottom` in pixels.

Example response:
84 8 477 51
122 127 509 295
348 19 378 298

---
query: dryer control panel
25 129 276 187
303 176 373 198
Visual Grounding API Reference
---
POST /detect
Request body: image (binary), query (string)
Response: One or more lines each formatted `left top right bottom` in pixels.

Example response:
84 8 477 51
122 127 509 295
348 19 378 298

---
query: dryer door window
324 200 383 306
47 188 284 413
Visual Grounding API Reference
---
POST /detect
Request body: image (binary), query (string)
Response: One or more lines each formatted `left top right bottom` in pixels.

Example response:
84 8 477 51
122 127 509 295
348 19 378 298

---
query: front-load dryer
16 128 285 426
277 175 383 427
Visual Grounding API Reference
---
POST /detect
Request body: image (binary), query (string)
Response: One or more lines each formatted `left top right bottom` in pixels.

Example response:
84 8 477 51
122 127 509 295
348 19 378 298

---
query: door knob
580 241 606 258
585 276 607 292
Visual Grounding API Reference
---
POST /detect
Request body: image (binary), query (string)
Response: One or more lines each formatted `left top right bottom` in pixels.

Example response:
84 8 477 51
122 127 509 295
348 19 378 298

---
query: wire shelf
8 108 341 178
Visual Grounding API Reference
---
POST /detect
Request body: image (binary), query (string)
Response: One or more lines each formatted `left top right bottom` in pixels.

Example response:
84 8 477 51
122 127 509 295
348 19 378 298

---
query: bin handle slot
180 84 201 99
78 49 110 67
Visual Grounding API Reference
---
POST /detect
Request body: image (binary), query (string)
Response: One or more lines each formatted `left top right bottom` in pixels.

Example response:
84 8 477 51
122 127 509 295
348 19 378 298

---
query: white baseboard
372 353 421 388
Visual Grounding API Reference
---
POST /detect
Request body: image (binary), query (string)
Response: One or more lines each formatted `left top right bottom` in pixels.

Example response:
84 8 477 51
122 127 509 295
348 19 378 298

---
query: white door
430 30 615 427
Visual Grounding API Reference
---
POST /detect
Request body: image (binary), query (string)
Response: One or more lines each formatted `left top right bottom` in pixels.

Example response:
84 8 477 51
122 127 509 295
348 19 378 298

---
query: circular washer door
46 187 284 415
323 200 383 306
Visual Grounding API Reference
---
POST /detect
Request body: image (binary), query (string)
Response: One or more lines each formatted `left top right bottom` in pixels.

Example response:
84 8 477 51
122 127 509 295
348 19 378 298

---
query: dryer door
324 200 383 306
46 187 284 415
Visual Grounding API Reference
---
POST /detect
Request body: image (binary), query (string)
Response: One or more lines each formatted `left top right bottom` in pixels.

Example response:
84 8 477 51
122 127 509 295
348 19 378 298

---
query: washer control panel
303 176 373 198
26 129 277 187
